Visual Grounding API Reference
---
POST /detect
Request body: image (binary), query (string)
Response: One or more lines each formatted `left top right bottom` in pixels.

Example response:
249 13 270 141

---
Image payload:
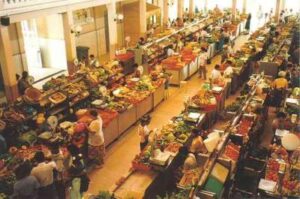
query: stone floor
85 35 249 197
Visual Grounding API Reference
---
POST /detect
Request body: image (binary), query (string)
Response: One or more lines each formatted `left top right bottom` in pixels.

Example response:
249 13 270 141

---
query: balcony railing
0 0 117 17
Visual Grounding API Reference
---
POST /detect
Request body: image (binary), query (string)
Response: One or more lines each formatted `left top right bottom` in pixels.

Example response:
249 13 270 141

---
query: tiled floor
85 36 249 197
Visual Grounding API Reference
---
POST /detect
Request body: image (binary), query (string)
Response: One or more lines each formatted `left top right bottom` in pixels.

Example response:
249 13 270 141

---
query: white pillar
178 0 184 19
204 0 208 13
232 0 237 20
163 0 169 26
275 0 282 22
107 0 118 59
189 0 194 18
0 26 18 100
139 0 147 35
62 11 77 74
242 0 247 14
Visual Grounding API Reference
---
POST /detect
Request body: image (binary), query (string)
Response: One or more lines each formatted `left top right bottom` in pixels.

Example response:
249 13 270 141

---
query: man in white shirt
224 60 234 77
211 64 222 83
167 47 175 57
137 65 144 76
31 151 58 199
88 110 105 168
198 47 208 80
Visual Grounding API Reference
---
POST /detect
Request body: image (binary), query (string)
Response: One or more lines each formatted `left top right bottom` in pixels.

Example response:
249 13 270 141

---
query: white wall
39 38 67 69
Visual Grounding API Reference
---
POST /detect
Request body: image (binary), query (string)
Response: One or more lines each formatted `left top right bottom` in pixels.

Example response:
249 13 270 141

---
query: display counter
188 58 199 77
118 105 137 136
258 61 279 78
153 83 165 107
103 116 119 146
166 64 189 86
136 95 153 119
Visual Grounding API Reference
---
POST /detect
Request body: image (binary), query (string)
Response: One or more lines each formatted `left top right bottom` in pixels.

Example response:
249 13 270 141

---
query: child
138 115 151 151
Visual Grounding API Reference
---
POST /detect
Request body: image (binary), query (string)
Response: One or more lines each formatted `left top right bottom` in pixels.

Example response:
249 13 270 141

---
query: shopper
245 14 252 32
224 60 234 78
217 29 225 51
68 159 90 199
167 46 175 57
12 161 40 199
292 48 300 64
31 151 58 199
50 144 66 199
67 148 89 199
89 55 99 67
17 71 30 95
88 110 105 168
50 144 65 177
162 68 172 99
271 71 288 109
272 112 292 131
138 115 151 151
290 68 300 88
211 64 222 83
198 47 208 80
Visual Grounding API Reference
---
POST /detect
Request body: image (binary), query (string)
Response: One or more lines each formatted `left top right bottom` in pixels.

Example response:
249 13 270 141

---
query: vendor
224 60 234 78
88 110 105 168
133 63 144 77
183 153 197 172
211 64 222 83
189 129 207 154
89 55 99 67
138 115 151 151
18 71 31 95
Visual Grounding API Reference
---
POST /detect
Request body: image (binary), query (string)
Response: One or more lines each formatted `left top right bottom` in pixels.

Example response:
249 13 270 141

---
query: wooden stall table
153 83 165 107
118 105 137 135
102 113 119 146
136 94 153 118
188 57 199 77
258 61 279 78
165 64 189 86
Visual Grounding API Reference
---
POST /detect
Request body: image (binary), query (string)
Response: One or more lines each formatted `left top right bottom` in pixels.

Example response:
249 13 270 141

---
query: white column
0 26 18 100
178 0 184 19
107 0 118 59
139 0 147 35
232 0 237 20
62 11 77 74
204 0 208 13
189 0 195 18
163 0 169 26
275 0 282 22
242 0 247 14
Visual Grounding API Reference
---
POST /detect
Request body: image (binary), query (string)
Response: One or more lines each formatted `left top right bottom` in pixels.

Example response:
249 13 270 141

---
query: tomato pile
237 118 253 136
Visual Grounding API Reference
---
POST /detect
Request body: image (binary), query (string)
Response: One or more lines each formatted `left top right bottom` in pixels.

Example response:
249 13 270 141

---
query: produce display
132 120 192 171
222 142 241 162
